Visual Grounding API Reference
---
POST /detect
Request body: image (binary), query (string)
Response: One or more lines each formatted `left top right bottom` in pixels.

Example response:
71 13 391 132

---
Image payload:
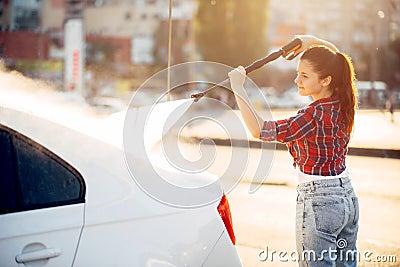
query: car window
0 125 85 215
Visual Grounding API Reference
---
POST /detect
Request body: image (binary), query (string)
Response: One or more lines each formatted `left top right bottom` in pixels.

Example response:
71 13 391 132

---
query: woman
228 35 359 267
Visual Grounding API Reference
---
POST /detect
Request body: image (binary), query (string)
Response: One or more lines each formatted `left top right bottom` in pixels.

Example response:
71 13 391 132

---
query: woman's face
294 59 332 100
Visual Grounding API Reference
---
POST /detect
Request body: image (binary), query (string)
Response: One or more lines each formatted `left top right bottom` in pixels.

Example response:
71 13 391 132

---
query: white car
0 106 242 267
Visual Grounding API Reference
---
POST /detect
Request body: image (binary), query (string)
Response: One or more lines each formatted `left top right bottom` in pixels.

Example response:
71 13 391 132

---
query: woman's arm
290 35 339 58
228 66 264 138
228 36 336 139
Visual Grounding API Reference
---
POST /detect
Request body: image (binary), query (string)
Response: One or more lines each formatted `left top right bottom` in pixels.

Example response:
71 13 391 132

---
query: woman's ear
322 76 332 87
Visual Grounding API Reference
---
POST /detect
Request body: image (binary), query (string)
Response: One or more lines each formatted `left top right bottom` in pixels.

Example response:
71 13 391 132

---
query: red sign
73 50 79 81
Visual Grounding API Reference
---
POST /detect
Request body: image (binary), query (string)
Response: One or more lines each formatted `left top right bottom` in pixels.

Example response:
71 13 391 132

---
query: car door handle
15 247 61 263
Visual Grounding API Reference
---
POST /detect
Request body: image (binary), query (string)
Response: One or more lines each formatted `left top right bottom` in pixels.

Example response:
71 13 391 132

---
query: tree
194 0 270 68
194 0 270 107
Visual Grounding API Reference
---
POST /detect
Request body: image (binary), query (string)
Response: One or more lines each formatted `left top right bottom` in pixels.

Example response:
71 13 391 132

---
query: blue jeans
296 177 359 267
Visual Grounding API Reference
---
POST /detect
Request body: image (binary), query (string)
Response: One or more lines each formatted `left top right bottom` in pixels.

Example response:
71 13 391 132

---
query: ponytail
301 47 358 135
333 53 358 135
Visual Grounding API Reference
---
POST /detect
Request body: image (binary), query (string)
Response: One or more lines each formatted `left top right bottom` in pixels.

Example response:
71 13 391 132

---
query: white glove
228 66 246 90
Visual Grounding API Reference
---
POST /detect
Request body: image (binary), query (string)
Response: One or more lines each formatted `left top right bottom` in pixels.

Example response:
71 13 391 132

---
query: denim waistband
297 176 351 191
297 168 348 184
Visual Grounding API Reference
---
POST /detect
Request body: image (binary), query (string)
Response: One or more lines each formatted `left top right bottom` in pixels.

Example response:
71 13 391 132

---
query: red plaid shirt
260 97 349 176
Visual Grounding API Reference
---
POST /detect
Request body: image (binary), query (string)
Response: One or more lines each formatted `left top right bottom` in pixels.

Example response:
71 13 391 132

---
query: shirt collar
309 96 339 107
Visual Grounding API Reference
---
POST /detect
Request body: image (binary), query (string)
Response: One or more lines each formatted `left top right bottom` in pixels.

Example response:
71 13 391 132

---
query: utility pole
64 0 85 96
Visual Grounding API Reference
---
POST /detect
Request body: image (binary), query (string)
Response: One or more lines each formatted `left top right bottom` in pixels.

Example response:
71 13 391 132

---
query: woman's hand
228 66 246 93
288 35 339 59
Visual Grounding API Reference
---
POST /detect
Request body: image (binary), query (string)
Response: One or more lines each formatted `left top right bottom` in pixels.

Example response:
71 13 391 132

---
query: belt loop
311 181 315 192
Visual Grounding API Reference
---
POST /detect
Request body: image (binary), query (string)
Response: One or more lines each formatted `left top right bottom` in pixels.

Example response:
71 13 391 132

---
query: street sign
64 19 84 94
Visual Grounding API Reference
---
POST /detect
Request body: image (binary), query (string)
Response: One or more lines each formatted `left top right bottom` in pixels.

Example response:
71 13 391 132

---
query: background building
0 0 399 101
268 0 400 84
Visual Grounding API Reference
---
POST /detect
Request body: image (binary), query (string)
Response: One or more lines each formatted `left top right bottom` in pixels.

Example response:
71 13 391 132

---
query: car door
0 125 85 267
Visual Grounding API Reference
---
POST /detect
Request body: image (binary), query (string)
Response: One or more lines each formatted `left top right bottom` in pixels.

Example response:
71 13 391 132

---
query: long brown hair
300 46 358 134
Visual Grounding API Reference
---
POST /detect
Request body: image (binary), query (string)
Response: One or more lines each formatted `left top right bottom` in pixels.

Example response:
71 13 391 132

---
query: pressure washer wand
191 38 302 102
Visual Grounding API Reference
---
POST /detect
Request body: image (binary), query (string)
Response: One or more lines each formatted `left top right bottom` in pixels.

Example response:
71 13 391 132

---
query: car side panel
0 204 84 267
202 229 242 266
74 207 224 266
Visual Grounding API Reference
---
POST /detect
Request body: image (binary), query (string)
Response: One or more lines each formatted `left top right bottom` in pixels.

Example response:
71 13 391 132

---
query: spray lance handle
281 38 302 59
245 37 302 74
281 37 302 60
191 38 302 101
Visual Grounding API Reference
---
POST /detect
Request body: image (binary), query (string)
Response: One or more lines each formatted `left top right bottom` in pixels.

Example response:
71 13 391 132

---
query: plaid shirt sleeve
260 107 317 143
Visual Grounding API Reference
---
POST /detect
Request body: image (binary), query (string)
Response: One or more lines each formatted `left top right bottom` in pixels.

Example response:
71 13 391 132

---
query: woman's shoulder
297 97 338 121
